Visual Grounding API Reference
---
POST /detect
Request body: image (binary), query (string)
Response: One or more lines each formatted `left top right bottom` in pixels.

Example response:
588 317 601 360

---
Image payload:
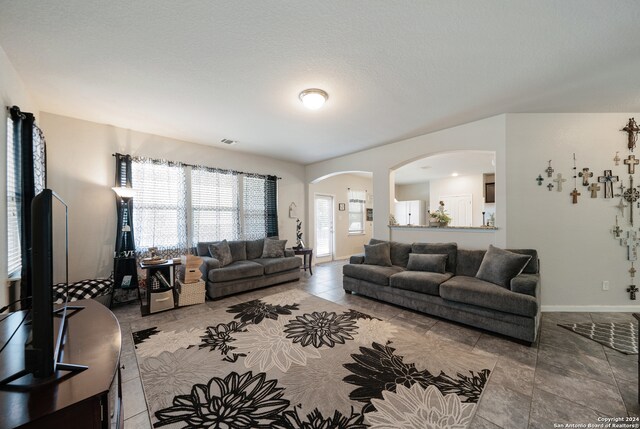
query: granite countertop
388 225 498 231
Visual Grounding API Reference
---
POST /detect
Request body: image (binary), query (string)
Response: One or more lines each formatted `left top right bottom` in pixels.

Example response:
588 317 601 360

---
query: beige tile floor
112 260 639 428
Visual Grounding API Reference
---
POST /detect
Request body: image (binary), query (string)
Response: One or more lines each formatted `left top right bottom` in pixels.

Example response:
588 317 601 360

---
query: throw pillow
364 242 392 267
262 238 287 258
208 240 233 267
476 245 532 289
406 253 447 273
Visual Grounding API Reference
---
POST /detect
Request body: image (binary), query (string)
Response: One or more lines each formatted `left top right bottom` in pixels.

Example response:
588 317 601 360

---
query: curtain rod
112 153 281 180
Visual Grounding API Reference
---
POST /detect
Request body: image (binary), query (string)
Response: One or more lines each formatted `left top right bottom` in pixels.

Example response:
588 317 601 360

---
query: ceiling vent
220 138 237 145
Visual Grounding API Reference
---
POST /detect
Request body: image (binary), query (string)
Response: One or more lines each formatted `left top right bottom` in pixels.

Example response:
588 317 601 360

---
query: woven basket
177 280 205 307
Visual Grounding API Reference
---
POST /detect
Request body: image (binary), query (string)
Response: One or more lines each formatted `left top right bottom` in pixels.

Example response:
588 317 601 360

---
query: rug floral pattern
132 290 495 428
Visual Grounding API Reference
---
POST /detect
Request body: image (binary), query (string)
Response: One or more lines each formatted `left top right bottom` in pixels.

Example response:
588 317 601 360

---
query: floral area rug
132 290 496 428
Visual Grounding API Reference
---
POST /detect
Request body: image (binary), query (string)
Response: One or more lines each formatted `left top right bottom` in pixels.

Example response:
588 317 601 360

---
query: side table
292 248 313 275
139 259 180 316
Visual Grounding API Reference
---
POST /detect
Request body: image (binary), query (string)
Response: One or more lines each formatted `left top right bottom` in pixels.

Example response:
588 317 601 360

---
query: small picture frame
366 208 373 221
338 203 346 211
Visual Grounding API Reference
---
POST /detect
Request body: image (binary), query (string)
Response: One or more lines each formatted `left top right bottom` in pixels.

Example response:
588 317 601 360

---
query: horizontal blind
191 167 240 244
6 116 21 277
348 190 366 234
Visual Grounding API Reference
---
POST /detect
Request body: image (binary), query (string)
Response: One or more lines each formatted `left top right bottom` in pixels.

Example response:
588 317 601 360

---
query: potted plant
430 201 452 227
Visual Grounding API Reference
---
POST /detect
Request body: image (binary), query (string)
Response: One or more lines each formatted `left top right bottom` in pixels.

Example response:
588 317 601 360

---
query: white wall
306 115 508 248
308 173 373 262
429 174 484 226
506 113 640 310
395 183 430 202
40 113 306 282
0 45 38 308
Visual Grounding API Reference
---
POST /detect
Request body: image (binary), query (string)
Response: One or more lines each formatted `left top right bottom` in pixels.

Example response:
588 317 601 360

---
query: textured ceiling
395 151 495 185
1 1 640 164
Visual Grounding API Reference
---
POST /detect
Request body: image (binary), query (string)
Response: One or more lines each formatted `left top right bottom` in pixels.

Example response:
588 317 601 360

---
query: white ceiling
394 151 495 185
1 1 640 165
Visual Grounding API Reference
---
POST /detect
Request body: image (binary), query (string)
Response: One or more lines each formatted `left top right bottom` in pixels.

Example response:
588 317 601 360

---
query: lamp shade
112 186 135 199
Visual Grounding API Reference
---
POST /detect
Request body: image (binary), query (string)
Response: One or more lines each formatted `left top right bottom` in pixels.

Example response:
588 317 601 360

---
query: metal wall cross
625 155 640 174
536 175 544 186
620 230 640 261
614 151 621 166
578 168 593 186
570 188 580 204
598 170 619 199
547 183 554 191
588 183 600 198
613 216 622 238
623 175 640 226
545 160 554 178
553 173 567 192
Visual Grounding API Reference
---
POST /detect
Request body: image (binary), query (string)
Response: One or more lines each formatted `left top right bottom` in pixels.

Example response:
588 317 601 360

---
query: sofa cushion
370 239 412 268
246 239 265 260
476 245 532 289
440 276 538 317
508 249 539 274
364 242 392 267
253 257 301 275
389 271 453 296
411 242 457 273
263 238 287 258
455 249 486 277
196 241 214 257
406 253 447 273
208 260 264 283
228 240 247 261
343 263 404 286
208 240 233 267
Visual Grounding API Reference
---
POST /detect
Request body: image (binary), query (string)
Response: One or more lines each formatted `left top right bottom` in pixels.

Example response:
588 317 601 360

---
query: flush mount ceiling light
299 88 328 110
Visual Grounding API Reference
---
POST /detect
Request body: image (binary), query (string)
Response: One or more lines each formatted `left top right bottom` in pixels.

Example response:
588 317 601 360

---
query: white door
439 195 472 227
315 195 334 258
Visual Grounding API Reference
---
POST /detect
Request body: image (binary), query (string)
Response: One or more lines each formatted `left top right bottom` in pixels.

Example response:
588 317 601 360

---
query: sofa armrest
510 273 540 297
284 249 295 257
200 256 221 279
350 254 365 264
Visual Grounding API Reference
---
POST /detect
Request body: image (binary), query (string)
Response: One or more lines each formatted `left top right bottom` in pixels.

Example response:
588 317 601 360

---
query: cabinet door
394 202 407 224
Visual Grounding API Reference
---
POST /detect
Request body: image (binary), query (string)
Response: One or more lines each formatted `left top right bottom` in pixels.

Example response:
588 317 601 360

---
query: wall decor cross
630 263 636 278
535 175 544 186
616 199 628 217
553 173 567 192
623 118 640 152
578 168 593 186
620 230 640 261
545 160 554 178
614 151 621 166
613 216 622 238
625 155 640 174
587 183 600 198
570 188 581 204
623 175 640 226
546 183 554 191
627 284 638 300
598 170 619 199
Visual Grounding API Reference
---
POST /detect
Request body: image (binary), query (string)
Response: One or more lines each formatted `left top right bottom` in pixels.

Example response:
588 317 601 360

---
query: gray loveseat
343 240 540 343
197 238 301 299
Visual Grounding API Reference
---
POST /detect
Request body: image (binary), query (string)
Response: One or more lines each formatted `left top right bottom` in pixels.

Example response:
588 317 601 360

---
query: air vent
220 139 237 145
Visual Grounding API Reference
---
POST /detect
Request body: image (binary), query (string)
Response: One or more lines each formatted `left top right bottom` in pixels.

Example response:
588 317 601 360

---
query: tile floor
112 260 639 428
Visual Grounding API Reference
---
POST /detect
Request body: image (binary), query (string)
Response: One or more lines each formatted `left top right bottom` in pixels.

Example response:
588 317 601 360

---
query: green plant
430 207 452 224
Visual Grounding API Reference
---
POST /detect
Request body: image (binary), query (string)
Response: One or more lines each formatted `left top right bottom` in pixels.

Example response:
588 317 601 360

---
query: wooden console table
0 299 122 429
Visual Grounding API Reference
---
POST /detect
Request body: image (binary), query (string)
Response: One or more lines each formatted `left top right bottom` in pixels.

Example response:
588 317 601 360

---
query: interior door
315 194 334 258
439 194 472 227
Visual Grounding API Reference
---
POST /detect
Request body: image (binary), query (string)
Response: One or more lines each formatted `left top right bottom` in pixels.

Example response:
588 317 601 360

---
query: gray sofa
197 238 301 299
343 240 540 343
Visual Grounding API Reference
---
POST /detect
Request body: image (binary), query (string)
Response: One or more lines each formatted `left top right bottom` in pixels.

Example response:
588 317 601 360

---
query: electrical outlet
602 281 610 291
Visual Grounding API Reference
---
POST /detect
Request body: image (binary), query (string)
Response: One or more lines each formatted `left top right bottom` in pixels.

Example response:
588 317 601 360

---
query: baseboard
542 305 640 312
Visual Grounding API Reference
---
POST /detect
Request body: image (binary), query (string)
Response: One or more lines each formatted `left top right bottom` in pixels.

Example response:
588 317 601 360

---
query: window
191 167 240 244
348 189 366 234
6 116 21 277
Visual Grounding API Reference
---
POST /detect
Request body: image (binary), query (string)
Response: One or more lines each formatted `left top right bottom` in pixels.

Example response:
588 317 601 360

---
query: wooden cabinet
394 200 426 225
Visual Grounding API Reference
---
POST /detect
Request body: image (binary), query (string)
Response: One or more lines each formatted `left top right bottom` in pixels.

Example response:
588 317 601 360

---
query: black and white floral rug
558 322 638 355
132 290 496 428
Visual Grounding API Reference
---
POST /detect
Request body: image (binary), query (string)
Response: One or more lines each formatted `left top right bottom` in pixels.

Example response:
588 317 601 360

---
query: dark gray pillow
476 245 532 289
208 240 233 267
262 238 287 258
246 239 265 259
228 240 247 261
406 253 447 273
364 242 392 267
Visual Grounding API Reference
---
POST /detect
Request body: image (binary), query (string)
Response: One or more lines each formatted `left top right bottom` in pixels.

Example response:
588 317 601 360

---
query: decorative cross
569 188 580 204
547 183 554 191
623 175 640 226
553 173 567 192
625 155 640 174
578 168 593 186
614 151 621 166
613 216 622 238
627 284 638 300
535 175 544 186
630 263 636 278
587 183 600 198
598 170 619 199
545 160 554 178
621 231 640 261
622 118 640 152
616 198 628 217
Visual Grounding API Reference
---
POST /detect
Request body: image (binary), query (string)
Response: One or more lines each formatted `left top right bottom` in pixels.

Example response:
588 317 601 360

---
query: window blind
191 167 240 243
348 189 366 234
6 116 21 277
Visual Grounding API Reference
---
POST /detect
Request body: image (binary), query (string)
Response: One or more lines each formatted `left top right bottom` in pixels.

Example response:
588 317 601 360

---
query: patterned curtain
264 175 279 237
131 156 188 259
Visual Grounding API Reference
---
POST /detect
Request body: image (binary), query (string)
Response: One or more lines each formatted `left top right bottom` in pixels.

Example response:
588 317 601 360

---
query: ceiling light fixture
299 88 328 110
452 172 459 177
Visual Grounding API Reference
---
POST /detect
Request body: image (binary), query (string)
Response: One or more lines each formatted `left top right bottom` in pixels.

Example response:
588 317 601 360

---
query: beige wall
40 113 306 282
308 173 373 262
0 45 38 307
429 174 484 227
395 183 430 202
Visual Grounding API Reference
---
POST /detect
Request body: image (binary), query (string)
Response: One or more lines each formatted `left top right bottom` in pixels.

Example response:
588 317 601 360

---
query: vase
438 222 449 227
